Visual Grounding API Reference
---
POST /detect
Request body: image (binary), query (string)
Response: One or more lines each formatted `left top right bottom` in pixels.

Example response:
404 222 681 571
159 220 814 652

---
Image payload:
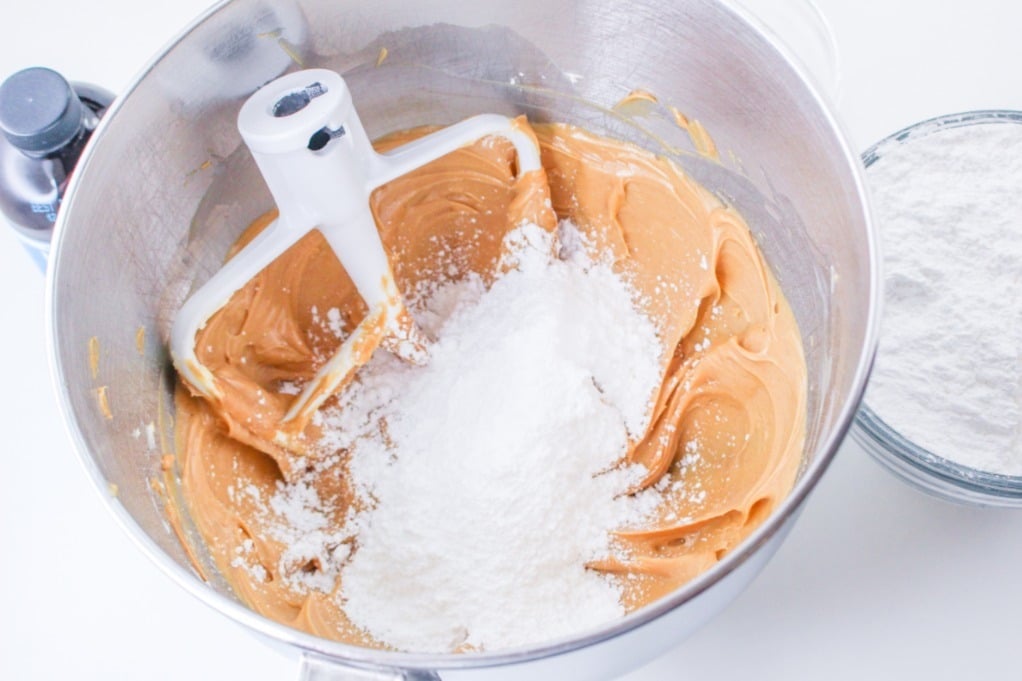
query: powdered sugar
228 472 350 594
282 220 665 651
237 221 665 649
865 121 1022 475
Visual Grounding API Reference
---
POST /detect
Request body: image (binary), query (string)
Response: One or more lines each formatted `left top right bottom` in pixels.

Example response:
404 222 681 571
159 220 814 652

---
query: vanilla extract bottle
0 67 113 267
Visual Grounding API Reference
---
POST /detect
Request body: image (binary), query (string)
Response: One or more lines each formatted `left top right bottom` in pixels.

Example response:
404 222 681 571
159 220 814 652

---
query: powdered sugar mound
865 123 1022 474
323 220 663 652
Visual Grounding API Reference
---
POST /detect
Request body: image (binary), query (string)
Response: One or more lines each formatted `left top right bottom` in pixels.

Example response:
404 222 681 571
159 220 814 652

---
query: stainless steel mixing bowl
46 0 878 678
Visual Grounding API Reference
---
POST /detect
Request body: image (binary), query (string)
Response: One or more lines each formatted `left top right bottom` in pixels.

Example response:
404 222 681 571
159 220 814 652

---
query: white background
3 1 1022 679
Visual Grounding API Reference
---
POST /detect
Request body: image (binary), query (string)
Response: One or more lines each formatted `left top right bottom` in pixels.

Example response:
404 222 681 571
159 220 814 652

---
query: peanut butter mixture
173 121 806 648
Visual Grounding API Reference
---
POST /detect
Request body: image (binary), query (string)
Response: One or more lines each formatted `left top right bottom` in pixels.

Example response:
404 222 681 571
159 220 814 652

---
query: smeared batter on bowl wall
172 121 806 649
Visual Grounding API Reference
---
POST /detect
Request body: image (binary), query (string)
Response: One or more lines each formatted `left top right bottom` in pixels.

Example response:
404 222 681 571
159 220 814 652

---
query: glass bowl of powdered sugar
852 110 1022 507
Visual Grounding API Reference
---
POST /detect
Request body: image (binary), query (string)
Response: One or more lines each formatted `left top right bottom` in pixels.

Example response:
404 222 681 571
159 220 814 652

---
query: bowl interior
50 0 876 666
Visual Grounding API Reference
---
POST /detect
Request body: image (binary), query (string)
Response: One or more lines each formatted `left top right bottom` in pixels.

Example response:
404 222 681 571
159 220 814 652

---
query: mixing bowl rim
45 0 881 671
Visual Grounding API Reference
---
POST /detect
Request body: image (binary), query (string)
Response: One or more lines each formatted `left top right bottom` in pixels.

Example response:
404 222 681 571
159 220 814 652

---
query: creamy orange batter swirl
173 121 806 647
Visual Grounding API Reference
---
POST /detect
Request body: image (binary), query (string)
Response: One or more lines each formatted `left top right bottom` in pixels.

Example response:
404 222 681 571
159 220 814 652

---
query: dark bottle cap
0 67 84 155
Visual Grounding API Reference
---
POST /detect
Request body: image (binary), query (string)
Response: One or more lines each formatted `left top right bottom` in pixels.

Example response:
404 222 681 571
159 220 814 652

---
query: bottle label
30 202 59 223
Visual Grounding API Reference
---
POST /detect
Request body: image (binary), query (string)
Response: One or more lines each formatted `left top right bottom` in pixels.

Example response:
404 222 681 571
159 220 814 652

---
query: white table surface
3 1 1022 679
